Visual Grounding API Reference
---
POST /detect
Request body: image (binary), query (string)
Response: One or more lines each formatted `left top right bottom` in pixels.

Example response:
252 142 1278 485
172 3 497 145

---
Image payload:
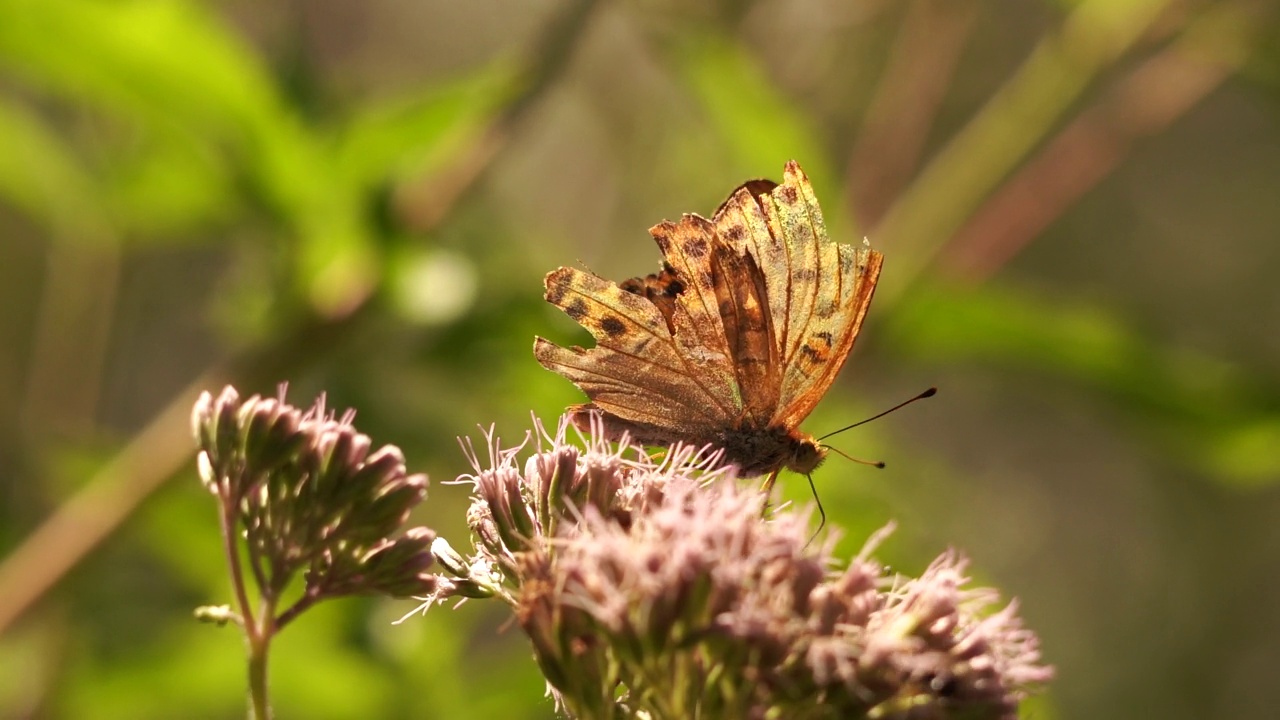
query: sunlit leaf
0 98 106 241
671 34 850 235
873 0 1174 300
1204 420 1280 486
887 281 1280 486
334 62 513 191
104 135 239 239
0 0 287 139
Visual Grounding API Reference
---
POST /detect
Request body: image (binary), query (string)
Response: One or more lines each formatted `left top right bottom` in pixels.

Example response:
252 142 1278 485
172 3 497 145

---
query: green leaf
333 62 513 191
0 98 107 241
0 0 365 311
671 34 850 235
0 0 289 140
103 134 239 239
1204 420 1280 487
873 0 1174 300
887 281 1280 485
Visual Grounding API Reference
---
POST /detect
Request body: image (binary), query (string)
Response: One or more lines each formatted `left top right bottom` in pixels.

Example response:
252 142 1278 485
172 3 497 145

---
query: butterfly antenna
825 445 886 469
817 387 937 441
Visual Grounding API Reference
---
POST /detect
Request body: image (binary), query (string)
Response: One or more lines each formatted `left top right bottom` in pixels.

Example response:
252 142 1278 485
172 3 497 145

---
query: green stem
273 590 319 633
247 610 274 720
220 501 256 631
220 498 274 718
873 0 1171 302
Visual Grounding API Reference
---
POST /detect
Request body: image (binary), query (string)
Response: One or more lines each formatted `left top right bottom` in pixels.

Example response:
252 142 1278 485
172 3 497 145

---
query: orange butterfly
534 161 882 489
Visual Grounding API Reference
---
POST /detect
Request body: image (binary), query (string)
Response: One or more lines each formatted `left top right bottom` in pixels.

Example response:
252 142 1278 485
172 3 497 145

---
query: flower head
437 413 1053 719
193 386 438 608
457 413 729 576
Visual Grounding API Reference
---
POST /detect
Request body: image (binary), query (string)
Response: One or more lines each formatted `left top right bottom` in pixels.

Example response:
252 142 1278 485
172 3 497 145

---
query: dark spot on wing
778 184 799 204
566 298 588 320
799 343 827 364
600 316 626 337
683 238 709 258
546 280 567 305
664 279 685 297
724 224 746 242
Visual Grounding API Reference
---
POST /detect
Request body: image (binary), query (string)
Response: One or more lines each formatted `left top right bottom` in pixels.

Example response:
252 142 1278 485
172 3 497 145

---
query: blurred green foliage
1 0 1278 718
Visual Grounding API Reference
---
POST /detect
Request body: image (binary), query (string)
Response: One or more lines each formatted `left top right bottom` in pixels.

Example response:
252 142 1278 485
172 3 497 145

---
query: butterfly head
786 435 827 475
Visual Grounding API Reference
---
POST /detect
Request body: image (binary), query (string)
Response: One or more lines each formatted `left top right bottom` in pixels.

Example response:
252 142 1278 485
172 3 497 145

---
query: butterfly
534 161 882 490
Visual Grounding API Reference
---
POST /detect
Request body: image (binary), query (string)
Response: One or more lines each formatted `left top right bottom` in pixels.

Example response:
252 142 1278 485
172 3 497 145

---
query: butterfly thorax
716 423 826 477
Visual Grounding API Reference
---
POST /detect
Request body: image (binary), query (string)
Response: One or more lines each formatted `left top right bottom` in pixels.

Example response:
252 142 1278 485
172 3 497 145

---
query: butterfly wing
704 229 780 426
714 161 882 431
534 214 748 440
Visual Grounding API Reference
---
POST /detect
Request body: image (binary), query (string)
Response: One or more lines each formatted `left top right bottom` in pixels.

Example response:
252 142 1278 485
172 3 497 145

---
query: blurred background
1 0 1278 717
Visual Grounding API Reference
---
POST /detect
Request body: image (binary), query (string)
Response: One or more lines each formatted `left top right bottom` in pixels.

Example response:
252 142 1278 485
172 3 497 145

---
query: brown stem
396 0 604 234
273 590 320 633
847 0 978 229
941 1 1267 282
870 0 1174 305
0 379 201 635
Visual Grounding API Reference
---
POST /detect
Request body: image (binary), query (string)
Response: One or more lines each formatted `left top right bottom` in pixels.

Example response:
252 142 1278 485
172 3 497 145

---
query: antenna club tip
875 461 887 469
921 387 938 398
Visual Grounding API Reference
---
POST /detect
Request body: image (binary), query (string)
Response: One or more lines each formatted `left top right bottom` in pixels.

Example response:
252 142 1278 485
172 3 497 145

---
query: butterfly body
535 161 881 480
565 403 825 476
715 422 825 476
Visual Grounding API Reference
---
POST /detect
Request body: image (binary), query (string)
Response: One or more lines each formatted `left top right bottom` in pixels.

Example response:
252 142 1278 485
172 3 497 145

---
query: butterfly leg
804 473 827 543
758 470 782 519
759 471 826 543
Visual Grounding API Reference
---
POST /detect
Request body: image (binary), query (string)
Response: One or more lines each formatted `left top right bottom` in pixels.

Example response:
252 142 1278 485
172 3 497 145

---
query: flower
192 386 438 614
458 413 729 572
441 413 1053 719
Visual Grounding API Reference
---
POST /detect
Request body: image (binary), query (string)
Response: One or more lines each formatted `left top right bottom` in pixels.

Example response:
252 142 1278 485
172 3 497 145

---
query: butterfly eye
788 440 825 475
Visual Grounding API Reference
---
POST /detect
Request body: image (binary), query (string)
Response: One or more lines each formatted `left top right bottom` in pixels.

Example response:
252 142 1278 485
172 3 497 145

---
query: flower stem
274 591 319 633
220 497 274 718
247 618 273 720
219 500 256 629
